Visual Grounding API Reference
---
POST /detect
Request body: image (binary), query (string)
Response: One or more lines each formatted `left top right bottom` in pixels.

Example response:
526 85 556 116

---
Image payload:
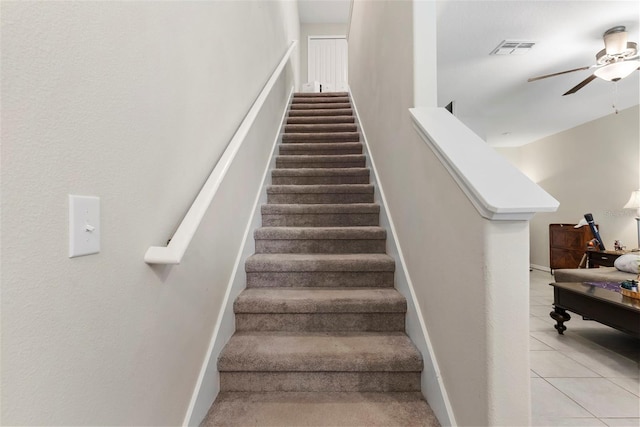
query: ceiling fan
528 26 640 96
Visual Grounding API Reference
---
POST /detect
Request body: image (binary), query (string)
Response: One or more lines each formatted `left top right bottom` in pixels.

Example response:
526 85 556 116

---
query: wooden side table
586 250 628 268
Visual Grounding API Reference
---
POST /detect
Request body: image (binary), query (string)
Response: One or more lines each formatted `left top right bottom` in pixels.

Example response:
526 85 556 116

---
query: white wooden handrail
410 107 559 221
145 41 297 264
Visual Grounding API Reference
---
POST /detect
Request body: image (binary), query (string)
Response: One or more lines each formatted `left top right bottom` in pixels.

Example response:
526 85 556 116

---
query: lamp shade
624 190 640 209
624 190 640 249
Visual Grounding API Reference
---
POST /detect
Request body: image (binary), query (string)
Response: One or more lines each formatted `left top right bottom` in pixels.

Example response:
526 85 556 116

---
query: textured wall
497 105 640 268
349 1 531 425
1 1 298 425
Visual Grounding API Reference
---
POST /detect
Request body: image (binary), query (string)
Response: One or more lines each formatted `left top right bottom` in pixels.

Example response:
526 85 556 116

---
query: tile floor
530 269 640 426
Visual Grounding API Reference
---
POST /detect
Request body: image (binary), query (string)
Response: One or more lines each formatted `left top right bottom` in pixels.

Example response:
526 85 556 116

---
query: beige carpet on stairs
201 92 440 427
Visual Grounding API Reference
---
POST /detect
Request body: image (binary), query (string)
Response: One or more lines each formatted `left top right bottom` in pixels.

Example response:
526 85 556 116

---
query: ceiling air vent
491 40 535 55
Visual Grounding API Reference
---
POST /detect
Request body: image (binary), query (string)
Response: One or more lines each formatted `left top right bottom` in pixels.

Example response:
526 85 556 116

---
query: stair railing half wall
410 107 559 425
144 41 297 265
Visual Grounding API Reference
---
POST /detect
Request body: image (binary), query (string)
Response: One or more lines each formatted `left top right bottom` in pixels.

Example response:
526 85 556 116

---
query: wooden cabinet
549 224 595 271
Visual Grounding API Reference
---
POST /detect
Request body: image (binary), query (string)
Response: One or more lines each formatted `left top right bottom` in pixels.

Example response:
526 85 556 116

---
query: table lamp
623 190 640 249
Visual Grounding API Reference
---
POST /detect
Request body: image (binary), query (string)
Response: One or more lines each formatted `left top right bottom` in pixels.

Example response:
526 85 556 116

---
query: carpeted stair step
271 168 369 185
284 123 357 133
201 392 440 427
294 92 349 97
290 102 351 110
267 184 374 204
291 96 350 104
206 91 435 424
282 132 359 143
276 154 365 169
294 92 349 98
279 142 362 156
218 331 422 392
261 203 379 227
287 115 355 125
234 287 406 332
246 253 395 288
254 226 386 254
288 108 352 117
219 332 421 372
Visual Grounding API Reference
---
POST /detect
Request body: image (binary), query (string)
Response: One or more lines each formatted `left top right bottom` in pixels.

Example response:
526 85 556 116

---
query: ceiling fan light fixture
528 24 639 94
593 59 640 81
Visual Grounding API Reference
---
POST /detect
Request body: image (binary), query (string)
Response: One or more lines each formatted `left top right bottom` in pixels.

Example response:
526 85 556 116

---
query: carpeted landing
201 92 440 426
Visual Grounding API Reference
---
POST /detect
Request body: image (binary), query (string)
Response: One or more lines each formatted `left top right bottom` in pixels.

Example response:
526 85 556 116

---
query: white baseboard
349 91 456 427
182 86 294 427
530 264 551 273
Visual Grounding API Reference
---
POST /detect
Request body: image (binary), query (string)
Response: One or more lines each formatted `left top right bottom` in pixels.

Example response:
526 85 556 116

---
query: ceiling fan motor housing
596 26 638 64
603 26 628 55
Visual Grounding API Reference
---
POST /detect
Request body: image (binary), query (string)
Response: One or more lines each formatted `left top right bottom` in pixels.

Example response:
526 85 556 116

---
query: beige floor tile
532 370 540 378
547 378 640 418
531 317 559 332
530 304 555 319
531 336 554 351
532 417 606 426
600 418 640 427
531 378 593 418
530 351 600 378
531 331 609 354
563 351 640 378
607 377 640 397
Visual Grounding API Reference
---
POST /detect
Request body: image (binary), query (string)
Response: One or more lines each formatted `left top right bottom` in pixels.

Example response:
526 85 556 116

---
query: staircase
201 93 439 426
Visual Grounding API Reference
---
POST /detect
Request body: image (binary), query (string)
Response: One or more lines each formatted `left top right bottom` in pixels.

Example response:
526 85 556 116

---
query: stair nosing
276 154 365 161
261 203 379 214
235 287 406 314
266 184 374 194
245 253 395 272
271 168 369 176
218 331 423 372
254 226 386 240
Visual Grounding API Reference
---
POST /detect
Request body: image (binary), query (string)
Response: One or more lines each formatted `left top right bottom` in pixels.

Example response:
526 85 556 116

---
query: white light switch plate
69 195 100 258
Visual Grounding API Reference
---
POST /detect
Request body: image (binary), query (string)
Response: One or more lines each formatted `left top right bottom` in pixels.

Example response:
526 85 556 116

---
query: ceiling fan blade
563 74 598 96
528 66 593 82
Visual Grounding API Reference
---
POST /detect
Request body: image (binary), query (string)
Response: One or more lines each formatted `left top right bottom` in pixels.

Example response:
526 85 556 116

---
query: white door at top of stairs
308 36 348 93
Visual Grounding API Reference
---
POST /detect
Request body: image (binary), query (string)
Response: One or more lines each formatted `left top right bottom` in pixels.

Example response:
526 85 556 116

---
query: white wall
349 1 533 425
413 0 437 107
300 23 348 85
497 105 640 268
0 1 299 425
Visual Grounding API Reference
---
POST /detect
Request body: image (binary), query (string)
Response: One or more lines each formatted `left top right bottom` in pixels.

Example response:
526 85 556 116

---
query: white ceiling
437 1 640 147
299 0 640 147
298 0 351 24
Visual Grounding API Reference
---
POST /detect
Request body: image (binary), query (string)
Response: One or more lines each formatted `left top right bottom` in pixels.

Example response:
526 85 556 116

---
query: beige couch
553 267 635 283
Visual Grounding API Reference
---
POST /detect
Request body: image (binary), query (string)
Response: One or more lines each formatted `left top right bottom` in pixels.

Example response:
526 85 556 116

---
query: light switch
69 195 100 258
